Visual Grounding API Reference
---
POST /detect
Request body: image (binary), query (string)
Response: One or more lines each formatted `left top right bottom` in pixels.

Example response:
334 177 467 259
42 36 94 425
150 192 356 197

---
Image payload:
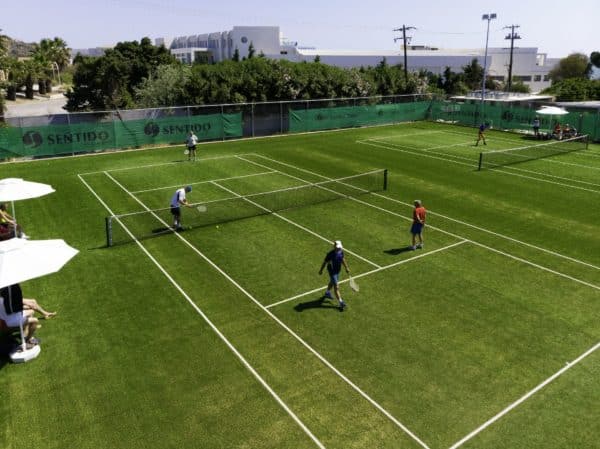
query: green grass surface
1 121 598 449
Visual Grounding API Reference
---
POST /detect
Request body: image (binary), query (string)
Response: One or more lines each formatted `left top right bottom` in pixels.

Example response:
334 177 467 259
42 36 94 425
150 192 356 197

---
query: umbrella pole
10 201 17 238
19 320 27 352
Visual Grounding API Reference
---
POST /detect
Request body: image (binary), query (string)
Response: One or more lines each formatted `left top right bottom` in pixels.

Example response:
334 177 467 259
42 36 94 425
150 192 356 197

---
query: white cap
334 240 343 249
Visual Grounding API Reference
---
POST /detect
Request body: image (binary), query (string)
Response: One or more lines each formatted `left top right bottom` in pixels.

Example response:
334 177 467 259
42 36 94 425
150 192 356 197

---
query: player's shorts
328 272 340 286
170 206 181 217
411 222 424 235
187 145 197 152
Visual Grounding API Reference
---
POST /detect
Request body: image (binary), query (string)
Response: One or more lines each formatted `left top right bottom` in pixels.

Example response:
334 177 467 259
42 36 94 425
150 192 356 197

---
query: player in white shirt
170 185 192 230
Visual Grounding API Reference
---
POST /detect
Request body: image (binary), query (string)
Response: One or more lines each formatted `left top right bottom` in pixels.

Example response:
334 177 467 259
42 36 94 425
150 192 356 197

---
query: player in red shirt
411 200 426 250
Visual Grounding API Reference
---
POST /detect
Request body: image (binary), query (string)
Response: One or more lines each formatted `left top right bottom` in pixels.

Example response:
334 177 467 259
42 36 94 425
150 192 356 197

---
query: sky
1 0 597 59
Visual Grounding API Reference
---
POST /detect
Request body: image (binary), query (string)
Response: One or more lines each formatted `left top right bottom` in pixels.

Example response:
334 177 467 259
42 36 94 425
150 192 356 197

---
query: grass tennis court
1 121 598 449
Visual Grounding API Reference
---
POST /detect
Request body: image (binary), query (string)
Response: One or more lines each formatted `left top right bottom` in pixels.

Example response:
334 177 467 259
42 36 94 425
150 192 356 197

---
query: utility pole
394 25 416 84
504 25 521 91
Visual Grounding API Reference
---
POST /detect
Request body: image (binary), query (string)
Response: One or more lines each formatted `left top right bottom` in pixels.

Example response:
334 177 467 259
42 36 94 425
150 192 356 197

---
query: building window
514 75 532 82
544 75 550 81
534 75 542 82
241 36 248 43
280 51 288 55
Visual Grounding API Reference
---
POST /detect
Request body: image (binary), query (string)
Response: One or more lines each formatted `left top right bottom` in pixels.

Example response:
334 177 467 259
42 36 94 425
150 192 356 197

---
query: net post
477 152 483 171
383 169 388 190
105 216 113 247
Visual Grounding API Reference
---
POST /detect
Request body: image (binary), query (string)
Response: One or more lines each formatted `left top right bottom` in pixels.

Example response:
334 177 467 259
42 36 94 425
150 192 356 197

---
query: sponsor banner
0 113 243 158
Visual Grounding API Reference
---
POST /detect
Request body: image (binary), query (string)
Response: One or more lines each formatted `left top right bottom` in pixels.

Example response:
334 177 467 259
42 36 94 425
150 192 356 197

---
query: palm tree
22 59 44 99
31 37 71 92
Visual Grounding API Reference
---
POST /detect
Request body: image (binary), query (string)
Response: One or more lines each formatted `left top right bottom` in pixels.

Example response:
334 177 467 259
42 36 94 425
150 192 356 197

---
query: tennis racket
197 205 207 212
184 148 190 155
349 275 359 292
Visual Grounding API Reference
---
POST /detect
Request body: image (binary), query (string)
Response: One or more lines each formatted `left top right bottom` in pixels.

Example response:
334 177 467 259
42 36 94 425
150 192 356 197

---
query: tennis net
106 169 387 246
478 135 589 170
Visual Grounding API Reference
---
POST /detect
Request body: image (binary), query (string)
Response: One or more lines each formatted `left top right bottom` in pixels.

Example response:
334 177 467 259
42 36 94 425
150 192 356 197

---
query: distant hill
7 37 35 57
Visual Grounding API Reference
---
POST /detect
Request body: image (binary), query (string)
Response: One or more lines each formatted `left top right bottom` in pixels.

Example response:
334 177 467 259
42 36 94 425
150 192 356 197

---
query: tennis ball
215 225 219 229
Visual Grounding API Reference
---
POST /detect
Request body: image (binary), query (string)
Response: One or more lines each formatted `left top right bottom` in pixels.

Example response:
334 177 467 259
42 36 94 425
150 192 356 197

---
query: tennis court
2 121 598 449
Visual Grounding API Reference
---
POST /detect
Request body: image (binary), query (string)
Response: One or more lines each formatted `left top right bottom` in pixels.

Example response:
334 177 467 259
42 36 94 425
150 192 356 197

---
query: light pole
480 13 496 124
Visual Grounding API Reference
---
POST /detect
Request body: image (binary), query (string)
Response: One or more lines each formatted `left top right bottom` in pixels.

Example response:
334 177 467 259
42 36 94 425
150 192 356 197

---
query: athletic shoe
20 233 30 239
324 291 332 299
410 245 416 250
416 243 423 249
339 300 347 311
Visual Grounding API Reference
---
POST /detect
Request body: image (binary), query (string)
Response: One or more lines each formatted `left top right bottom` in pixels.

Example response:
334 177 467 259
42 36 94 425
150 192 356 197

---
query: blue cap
185 185 192 192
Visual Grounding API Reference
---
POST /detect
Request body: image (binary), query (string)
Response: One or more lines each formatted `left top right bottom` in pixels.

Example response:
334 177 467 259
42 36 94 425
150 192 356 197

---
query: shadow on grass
294 296 341 312
0 335 19 369
383 246 414 255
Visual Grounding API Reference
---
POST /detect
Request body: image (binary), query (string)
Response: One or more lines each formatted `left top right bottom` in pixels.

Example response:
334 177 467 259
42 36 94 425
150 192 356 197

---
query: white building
156 26 559 93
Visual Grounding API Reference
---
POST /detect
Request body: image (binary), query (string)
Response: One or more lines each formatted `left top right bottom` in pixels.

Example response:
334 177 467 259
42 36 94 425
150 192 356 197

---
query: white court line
358 139 600 193
370 192 600 271
250 153 600 289
266 240 468 309
423 141 475 152
211 180 381 269
250 153 600 444
101 170 430 449
78 153 249 176
365 135 600 187
79 173 325 449
436 128 600 160
131 170 276 194
448 341 600 449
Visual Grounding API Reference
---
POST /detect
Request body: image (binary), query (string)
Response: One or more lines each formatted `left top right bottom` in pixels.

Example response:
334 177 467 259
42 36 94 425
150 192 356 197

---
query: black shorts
170 206 181 217
187 145 197 152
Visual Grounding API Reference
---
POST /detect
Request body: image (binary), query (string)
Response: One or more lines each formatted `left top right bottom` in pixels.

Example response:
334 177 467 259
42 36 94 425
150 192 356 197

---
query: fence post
251 103 255 138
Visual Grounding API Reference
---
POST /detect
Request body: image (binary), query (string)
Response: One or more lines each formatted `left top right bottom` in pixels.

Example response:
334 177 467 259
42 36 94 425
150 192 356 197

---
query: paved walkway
4 94 68 118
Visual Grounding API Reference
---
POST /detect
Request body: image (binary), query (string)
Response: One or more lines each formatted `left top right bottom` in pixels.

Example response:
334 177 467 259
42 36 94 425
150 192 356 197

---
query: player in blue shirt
318 240 350 311
476 123 487 146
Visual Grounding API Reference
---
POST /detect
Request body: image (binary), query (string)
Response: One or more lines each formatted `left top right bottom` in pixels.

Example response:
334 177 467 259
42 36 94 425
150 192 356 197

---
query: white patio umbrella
0 237 78 362
535 106 569 116
0 178 55 224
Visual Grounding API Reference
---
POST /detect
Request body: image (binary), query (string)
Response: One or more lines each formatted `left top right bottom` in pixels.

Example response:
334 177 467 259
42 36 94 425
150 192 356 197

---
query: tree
591 51 600 69
22 59 44 99
541 78 600 101
440 66 468 95
462 58 484 90
247 42 255 59
507 80 530 93
134 64 192 107
65 37 177 111
232 48 240 62
548 53 591 83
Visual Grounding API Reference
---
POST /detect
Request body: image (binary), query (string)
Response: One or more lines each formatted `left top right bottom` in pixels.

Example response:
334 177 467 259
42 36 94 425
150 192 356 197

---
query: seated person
0 284 39 347
562 124 577 138
23 298 56 319
0 203 28 239
553 122 562 140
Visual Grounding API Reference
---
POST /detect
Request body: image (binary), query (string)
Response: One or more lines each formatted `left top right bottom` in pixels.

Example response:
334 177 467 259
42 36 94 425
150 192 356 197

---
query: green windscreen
0 112 243 158
289 102 431 132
